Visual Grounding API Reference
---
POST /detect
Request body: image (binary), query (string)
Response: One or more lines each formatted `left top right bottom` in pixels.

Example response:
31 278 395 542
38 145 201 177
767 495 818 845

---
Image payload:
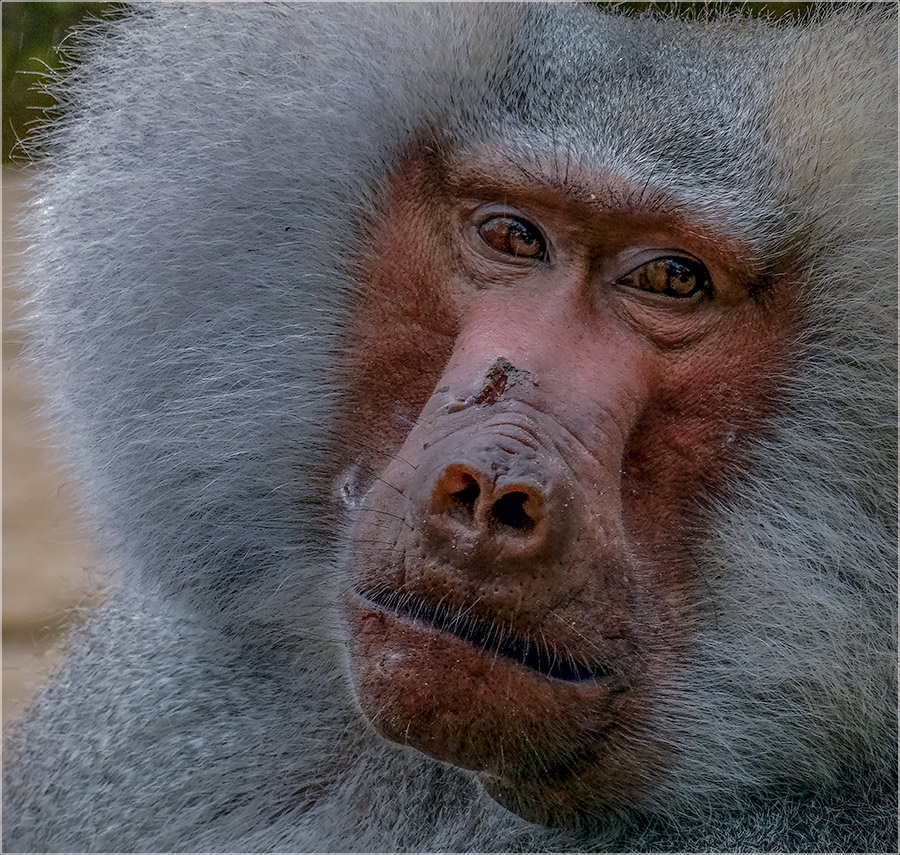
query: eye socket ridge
616 254 712 300
476 213 547 261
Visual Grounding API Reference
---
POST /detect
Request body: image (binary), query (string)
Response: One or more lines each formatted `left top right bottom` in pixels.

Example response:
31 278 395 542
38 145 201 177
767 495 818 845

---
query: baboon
3 3 896 852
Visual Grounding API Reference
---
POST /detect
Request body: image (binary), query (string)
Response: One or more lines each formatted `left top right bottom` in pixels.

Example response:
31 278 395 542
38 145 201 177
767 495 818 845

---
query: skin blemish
471 357 537 406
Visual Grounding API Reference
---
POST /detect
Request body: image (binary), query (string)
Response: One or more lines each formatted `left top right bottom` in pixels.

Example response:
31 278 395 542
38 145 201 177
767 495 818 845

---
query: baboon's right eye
477 216 546 260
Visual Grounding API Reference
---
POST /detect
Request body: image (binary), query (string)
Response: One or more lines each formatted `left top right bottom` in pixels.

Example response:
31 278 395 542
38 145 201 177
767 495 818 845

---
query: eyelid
617 249 706 275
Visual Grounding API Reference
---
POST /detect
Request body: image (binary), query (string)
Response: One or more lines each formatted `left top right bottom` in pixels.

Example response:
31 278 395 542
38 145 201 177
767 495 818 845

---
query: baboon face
339 149 797 824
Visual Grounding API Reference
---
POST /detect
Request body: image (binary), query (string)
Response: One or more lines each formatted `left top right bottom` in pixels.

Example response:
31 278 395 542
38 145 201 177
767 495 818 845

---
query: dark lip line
357 588 612 683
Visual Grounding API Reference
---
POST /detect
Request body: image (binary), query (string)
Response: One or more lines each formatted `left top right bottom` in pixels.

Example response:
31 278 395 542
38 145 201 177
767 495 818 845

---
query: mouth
357 588 612 682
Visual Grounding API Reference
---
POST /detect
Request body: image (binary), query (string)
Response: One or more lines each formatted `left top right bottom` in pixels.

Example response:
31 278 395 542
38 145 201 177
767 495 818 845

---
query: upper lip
358 588 613 683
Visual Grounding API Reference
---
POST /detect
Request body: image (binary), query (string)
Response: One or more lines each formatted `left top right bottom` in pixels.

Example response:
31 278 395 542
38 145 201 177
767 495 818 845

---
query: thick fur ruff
3 4 896 852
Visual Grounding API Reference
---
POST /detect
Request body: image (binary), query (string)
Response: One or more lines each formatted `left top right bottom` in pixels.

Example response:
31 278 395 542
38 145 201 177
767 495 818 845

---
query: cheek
346 317 450 453
622 295 797 539
339 207 459 464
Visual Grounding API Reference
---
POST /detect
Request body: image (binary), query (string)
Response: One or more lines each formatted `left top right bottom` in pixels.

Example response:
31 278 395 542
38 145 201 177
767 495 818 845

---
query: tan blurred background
3 167 103 726
3 1 113 730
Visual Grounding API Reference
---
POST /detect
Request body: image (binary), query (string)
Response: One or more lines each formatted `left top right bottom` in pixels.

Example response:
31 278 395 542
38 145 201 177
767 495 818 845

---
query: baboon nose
425 461 549 561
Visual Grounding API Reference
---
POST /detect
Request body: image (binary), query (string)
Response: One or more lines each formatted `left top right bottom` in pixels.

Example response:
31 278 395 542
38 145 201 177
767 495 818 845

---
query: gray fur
3 3 896 852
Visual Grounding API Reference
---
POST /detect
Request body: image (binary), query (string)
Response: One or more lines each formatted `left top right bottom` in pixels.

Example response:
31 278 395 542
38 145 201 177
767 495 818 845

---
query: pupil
670 261 691 281
511 222 534 245
666 260 698 294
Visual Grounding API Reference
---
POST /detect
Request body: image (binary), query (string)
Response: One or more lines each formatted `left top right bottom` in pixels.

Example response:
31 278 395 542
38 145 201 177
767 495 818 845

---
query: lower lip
343 593 621 776
346 592 607 686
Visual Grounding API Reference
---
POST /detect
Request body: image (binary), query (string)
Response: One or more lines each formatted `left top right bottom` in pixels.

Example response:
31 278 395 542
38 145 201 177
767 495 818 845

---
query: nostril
451 474 480 515
490 491 535 533
432 465 483 525
429 462 546 547
425 458 553 559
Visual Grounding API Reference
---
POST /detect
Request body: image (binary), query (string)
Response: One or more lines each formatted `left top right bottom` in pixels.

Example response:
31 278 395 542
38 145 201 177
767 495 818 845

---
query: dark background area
3 2 115 162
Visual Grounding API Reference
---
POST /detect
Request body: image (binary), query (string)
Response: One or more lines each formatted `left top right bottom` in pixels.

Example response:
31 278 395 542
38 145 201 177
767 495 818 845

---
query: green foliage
2 2 114 162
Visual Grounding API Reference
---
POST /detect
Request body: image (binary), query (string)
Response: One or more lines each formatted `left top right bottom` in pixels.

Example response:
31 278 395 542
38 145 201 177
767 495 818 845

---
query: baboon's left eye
617 256 711 299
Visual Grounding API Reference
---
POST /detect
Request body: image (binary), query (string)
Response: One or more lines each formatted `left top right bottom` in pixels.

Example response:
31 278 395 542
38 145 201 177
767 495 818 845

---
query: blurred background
3 2 113 726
